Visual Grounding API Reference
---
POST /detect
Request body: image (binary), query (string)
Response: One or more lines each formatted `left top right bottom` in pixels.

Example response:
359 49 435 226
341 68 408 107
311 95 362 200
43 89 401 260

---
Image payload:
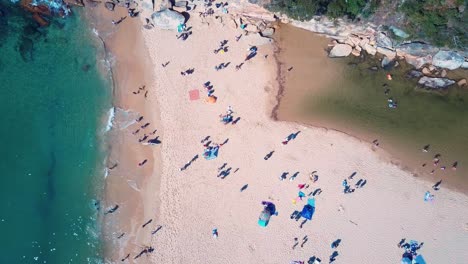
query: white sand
137 5 468 264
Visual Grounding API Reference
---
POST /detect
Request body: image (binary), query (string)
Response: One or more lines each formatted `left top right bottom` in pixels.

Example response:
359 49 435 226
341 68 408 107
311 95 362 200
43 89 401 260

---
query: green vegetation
399 0 467 48
266 0 378 21
265 0 467 48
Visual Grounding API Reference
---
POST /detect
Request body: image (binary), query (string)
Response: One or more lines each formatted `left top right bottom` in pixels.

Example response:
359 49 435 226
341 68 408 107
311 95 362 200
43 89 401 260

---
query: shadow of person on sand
240 184 248 192
264 151 274 160
181 11 190 24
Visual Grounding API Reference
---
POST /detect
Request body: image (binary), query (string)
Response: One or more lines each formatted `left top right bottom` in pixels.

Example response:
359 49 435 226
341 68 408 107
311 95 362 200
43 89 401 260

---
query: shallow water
275 24 468 192
0 2 109 262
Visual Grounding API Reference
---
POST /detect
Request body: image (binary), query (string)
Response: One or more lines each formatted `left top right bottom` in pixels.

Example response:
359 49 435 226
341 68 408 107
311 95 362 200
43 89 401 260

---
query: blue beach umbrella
301 204 315 220
400 258 412 264
204 146 219 160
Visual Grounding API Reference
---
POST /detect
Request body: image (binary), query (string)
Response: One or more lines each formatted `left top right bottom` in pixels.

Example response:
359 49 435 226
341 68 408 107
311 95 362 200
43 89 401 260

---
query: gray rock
418 76 455 89
329 44 352 58
85 0 101 8
432 50 465 70
381 56 395 69
174 1 187 7
104 2 115 11
407 70 423 79
462 61 468 69
376 32 393 49
151 9 185 30
389 26 409 39
260 27 275 38
396 43 439 57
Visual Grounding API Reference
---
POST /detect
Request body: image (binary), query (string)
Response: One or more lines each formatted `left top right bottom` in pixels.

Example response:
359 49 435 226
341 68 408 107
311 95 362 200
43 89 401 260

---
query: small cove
274 23 468 192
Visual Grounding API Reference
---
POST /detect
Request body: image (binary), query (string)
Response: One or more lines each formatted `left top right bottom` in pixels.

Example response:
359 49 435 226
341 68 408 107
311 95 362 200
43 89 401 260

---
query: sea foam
104 107 115 133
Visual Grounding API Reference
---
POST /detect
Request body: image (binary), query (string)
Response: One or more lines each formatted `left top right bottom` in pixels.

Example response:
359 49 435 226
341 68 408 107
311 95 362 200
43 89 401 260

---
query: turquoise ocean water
0 2 109 263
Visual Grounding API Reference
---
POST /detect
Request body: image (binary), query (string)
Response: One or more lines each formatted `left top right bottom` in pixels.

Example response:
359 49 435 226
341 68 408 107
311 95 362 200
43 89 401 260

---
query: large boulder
389 26 409 39
396 43 439 57
174 1 187 7
376 32 393 49
104 2 115 11
260 27 275 38
329 44 352 58
462 61 468 69
432 51 465 70
363 43 377 55
151 9 185 30
404 54 432 69
406 70 423 79
377 47 396 59
418 76 455 89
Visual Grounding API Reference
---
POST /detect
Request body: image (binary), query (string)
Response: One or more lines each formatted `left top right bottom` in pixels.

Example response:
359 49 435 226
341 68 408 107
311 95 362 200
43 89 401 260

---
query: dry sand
132 5 468 264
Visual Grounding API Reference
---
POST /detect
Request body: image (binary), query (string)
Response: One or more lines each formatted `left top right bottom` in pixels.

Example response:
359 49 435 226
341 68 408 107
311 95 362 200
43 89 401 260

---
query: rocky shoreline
154 0 465 91
225 0 468 90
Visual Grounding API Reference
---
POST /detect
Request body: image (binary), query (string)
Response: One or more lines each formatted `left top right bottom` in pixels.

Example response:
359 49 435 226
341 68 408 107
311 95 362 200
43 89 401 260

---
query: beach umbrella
206 96 217 104
258 209 271 227
400 258 411 264
300 204 315 220
414 255 427 264
204 146 219 160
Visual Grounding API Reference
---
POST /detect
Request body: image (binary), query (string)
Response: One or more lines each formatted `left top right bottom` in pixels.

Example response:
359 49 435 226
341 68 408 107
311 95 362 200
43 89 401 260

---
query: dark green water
302 54 468 189
0 2 109 263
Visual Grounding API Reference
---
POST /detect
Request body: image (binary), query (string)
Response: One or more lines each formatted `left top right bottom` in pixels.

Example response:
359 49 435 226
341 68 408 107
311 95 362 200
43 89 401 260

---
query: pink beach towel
189 89 200 101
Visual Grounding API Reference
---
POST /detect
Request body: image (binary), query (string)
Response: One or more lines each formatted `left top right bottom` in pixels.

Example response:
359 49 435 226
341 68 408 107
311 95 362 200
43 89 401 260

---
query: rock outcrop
223 0 467 74
329 44 352 57
376 32 393 49
151 9 185 30
432 51 465 70
260 27 275 38
406 70 423 79
418 77 456 89
104 2 115 11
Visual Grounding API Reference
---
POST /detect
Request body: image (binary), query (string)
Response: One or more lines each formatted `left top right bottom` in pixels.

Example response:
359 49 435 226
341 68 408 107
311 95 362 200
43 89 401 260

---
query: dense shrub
399 0 467 48
267 0 372 20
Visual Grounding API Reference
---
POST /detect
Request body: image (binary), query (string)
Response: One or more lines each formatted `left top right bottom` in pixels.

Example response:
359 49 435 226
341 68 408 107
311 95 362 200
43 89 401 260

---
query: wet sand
85 5 162 263
273 23 468 193
272 23 345 120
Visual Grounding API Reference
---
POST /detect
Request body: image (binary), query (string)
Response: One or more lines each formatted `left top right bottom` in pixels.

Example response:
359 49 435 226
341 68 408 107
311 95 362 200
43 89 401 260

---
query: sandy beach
136 3 468 264
89 1 468 263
